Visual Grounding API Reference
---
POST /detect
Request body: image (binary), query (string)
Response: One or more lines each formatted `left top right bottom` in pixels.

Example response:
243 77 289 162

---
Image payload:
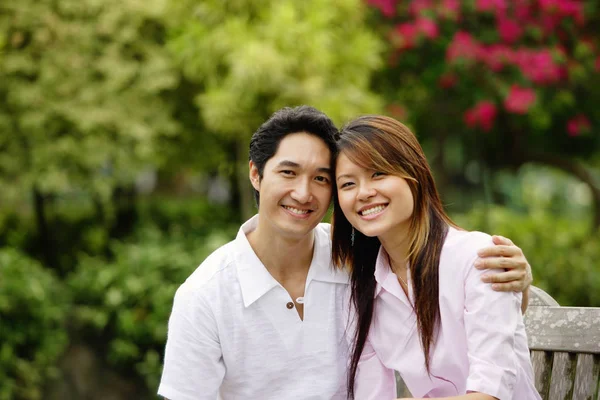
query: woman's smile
358 203 388 220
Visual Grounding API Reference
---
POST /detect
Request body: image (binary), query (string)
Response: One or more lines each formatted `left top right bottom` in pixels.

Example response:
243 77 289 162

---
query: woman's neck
378 227 411 274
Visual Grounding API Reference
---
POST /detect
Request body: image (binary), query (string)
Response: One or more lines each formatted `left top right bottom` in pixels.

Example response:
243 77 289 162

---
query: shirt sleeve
158 284 225 400
353 337 397 399
463 236 522 400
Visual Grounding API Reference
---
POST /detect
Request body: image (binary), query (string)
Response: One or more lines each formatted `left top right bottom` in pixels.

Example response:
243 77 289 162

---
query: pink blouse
352 228 541 400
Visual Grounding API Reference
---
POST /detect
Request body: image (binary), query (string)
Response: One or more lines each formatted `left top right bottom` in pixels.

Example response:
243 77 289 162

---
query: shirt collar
234 215 279 308
373 246 407 301
306 223 350 286
234 216 348 308
374 246 389 298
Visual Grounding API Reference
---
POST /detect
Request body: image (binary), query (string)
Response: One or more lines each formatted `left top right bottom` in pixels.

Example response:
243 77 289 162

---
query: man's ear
249 161 261 191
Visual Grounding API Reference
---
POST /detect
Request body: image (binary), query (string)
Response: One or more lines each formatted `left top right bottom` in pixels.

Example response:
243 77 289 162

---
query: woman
332 116 540 400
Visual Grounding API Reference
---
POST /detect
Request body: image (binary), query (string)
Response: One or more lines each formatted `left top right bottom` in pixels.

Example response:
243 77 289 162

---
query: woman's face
335 152 414 240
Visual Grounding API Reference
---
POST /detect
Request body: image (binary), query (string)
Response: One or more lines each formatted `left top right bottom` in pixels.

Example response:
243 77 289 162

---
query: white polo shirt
158 215 350 400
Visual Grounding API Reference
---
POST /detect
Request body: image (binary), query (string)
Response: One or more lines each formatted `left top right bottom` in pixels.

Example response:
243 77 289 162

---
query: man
158 106 532 400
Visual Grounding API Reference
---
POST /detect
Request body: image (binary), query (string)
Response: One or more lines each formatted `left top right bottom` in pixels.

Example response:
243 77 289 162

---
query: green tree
0 0 181 269
165 0 385 218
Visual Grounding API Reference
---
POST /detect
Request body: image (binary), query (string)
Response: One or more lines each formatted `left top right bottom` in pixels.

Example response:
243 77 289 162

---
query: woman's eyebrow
336 174 353 181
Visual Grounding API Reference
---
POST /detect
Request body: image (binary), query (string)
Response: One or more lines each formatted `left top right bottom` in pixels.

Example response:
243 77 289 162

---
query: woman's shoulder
445 226 492 247
441 227 494 269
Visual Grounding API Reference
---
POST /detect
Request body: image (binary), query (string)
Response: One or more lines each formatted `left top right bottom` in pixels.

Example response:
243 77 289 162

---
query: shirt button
286 302 294 309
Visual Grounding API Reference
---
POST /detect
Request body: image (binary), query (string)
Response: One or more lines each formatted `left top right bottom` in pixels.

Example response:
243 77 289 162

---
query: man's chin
277 221 320 239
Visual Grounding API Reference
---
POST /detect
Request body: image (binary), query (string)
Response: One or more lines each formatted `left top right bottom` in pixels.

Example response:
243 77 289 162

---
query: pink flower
514 0 532 21
446 31 480 63
539 0 559 13
394 23 420 49
479 45 513 71
567 114 591 136
511 49 562 85
475 0 506 15
497 17 523 43
504 85 536 114
409 0 434 16
539 15 560 35
558 0 585 25
465 110 478 127
416 18 439 39
539 0 584 24
464 101 497 131
439 73 458 89
393 19 439 49
366 0 397 17
439 0 461 19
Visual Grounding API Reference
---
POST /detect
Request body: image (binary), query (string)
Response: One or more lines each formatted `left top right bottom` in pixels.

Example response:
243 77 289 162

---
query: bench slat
531 350 553 398
573 354 600 400
525 307 600 354
530 286 560 307
548 352 576 400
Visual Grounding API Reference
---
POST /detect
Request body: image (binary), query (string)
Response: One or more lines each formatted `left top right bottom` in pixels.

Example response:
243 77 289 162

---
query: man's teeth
283 206 310 215
361 205 386 216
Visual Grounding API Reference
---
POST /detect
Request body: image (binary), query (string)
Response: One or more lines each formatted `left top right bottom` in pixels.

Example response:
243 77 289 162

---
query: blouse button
286 302 294 309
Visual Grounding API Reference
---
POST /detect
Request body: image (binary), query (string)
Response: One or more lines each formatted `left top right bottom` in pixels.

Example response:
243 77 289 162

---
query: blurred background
0 0 598 398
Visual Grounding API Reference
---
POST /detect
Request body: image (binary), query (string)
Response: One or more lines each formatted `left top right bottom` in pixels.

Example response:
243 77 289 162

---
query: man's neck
246 224 315 285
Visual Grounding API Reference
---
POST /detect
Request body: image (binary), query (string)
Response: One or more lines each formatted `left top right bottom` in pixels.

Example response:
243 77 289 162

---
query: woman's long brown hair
331 116 457 399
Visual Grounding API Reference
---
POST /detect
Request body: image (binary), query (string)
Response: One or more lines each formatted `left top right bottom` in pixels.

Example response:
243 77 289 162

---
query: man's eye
281 170 295 176
315 176 330 183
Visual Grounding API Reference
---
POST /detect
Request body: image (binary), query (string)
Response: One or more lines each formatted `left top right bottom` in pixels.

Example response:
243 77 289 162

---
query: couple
158 106 540 399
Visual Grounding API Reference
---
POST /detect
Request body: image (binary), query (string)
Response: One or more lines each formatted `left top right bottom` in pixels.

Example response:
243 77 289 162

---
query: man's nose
291 179 312 203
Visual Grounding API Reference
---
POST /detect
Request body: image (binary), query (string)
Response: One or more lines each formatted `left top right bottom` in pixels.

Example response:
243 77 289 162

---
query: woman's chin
355 227 382 238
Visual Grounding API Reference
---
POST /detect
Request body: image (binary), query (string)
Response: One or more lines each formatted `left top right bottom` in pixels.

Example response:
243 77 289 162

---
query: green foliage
137 195 241 237
0 249 69 400
67 222 236 392
454 206 600 307
0 194 125 276
166 0 384 135
165 0 386 219
0 0 181 203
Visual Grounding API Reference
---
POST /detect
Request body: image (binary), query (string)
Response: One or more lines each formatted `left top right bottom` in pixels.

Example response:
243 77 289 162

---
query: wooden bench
525 286 600 399
395 286 600 399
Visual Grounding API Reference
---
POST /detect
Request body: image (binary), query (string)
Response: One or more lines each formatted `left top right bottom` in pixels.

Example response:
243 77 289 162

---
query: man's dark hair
249 105 338 206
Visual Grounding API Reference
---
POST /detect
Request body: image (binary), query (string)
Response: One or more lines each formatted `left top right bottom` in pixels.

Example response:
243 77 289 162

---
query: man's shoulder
180 239 239 293
315 221 332 240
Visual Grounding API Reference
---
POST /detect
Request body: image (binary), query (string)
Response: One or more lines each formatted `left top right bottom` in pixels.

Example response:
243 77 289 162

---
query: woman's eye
373 171 386 178
339 182 354 189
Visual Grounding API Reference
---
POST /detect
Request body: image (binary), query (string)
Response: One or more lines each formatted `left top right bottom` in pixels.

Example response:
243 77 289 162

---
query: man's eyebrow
276 160 300 168
317 167 332 175
276 161 331 175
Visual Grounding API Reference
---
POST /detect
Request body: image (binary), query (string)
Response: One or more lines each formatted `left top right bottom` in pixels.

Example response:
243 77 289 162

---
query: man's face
250 132 332 240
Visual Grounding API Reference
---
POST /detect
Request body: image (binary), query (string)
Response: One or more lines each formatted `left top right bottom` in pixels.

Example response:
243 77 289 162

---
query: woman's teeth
361 205 386 216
